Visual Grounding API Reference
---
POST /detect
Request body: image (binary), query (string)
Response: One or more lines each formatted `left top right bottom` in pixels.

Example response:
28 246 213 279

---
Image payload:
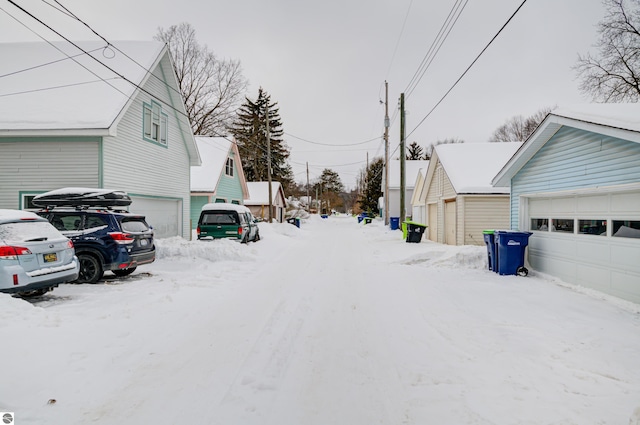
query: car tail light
196 226 201 235
13 274 18 285
67 240 74 249
108 232 134 244
238 226 243 235
0 246 32 260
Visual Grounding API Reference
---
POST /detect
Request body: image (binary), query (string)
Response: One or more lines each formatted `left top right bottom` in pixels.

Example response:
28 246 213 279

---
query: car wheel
17 288 51 298
253 230 260 242
77 253 103 284
112 267 137 277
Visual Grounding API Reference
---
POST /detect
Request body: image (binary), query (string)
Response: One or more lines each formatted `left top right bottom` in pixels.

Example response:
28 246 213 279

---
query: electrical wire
406 0 529 139
404 0 469 99
285 132 381 147
385 0 414 80
5 0 193 125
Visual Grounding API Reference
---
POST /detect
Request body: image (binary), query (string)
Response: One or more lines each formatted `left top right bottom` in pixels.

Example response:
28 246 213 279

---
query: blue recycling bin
494 230 533 276
390 217 400 230
482 230 497 272
357 215 364 223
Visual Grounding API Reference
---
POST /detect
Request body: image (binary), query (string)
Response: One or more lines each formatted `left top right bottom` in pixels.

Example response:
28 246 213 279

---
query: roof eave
0 128 113 137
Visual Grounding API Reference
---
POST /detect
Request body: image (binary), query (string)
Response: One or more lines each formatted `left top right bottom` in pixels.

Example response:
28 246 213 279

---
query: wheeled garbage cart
494 230 533 276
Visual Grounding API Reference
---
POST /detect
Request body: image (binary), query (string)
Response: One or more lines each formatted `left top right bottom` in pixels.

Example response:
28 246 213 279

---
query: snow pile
155 236 256 262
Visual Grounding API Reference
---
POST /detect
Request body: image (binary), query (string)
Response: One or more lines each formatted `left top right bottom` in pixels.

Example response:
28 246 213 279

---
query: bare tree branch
155 22 248 136
575 0 640 102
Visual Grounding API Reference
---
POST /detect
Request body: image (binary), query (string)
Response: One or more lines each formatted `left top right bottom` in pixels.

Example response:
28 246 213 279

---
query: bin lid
482 230 495 234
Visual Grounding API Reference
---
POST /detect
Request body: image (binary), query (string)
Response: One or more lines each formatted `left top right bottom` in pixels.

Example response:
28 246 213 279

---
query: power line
285 132 381 147
385 0 414 80
407 0 529 139
5 0 192 125
404 0 469 98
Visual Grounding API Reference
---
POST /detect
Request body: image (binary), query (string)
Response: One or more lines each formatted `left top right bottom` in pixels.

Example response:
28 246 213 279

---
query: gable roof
492 103 640 187
0 41 171 135
244 182 285 205
410 167 428 205
431 142 522 194
191 137 248 195
386 160 430 189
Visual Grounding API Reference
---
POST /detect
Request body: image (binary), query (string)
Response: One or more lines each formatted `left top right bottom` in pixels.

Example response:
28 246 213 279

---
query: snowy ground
1 215 640 425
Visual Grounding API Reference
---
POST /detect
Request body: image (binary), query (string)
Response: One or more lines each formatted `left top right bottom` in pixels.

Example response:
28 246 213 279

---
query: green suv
197 203 260 243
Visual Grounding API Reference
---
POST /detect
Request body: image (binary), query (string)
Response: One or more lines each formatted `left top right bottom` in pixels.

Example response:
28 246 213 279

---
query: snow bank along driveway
1 215 639 425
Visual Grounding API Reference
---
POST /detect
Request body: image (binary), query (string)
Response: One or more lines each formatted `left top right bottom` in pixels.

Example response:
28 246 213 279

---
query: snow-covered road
1 215 640 424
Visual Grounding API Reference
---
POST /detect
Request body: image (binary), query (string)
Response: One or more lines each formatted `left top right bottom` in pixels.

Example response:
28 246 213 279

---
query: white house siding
511 126 640 303
102 55 192 238
0 139 99 209
462 196 510 246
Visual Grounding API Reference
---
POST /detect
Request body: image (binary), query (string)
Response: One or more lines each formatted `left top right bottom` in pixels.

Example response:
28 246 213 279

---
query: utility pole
266 101 273 223
306 162 310 213
400 92 406 223
383 81 390 226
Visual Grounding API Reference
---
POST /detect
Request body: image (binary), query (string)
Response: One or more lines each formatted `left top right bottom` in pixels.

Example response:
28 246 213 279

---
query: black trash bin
494 230 533 276
405 221 427 243
482 230 497 272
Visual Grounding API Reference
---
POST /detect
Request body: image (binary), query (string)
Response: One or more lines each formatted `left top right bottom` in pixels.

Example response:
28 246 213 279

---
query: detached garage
493 104 640 303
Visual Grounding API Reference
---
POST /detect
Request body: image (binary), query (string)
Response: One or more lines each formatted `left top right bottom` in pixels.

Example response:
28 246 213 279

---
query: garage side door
428 203 437 242
445 200 456 245
130 197 182 239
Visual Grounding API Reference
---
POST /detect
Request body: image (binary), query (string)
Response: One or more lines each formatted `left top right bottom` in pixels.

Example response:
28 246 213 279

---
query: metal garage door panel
130 197 181 238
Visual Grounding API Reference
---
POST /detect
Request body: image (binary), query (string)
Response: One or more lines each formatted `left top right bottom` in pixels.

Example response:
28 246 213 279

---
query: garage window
551 219 574 233
612 220 640 239
578 219 607 236
531 218 549 231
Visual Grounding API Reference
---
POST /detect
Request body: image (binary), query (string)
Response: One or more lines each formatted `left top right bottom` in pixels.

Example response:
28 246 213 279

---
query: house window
551 219 574 233
578 219 607 236
231 200 240 205
612 220 640 238
225 158 234 177
143 100 168 146
215 198 227 203
21 194 39 210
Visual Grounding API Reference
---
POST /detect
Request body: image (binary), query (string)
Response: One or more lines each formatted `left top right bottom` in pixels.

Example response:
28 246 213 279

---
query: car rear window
201 212 238 225
120 218 150 232
0 221 65 243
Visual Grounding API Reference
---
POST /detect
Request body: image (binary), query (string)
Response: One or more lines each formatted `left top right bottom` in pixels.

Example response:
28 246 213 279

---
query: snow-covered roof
0 41 166 134
493 103 640 187
190 137 233 192
245 182 283 205
553 103 640 133
435 142 522 194
388 160 430 189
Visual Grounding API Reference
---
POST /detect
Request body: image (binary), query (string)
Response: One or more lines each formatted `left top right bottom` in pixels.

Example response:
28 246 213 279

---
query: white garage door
526 190 640 303
130 197 182 239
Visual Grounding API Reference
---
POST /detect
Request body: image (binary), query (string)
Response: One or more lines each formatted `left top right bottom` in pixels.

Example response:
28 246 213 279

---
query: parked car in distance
0 209 79 297
197 203 260 243
34 188 155 284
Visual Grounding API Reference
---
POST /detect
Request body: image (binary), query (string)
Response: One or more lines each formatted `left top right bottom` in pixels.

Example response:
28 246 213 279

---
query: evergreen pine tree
358 158 384 216
228 88 294 189
406 142 425 160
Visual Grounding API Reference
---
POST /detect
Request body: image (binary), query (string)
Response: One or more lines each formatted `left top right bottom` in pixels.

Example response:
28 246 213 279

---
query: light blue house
0 41 200 238
190 136 249 229
493 104 640 303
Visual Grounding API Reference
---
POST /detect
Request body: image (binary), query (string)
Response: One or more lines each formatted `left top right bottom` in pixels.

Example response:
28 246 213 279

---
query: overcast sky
0 0 606 189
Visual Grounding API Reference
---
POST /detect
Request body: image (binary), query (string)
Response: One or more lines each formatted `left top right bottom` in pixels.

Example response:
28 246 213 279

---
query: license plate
44 253 57 263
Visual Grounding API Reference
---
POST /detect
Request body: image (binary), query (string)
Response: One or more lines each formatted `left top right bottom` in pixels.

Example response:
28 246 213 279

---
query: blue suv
36 208 155 284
